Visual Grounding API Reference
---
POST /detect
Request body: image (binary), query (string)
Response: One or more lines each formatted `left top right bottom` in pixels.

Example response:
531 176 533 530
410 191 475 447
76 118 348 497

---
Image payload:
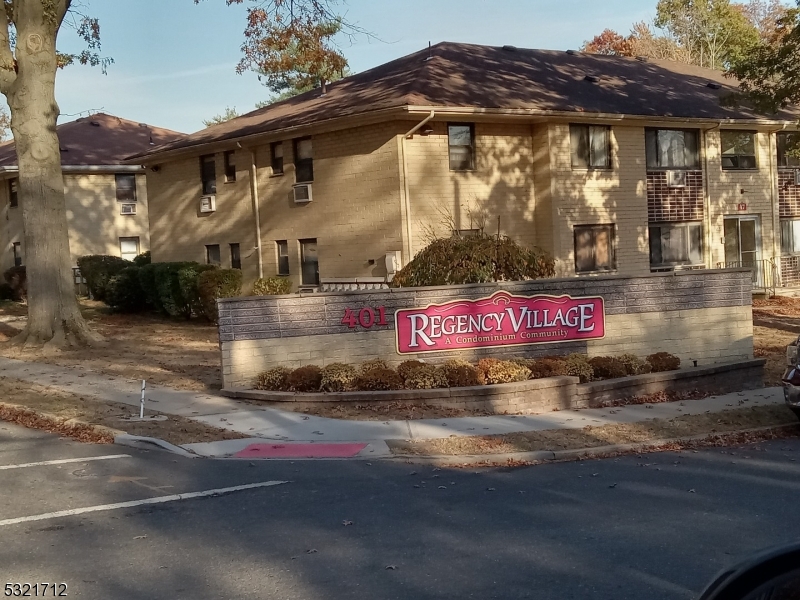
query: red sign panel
395 291 605 354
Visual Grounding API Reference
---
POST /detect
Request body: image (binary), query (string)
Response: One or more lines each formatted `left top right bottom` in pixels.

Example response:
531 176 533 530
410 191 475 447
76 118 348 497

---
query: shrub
564 354 594 383
0 283 13 301
178 263 218 317
76 255 130 301
397 360 427 382
252 277 292 296
404 364 449 390
197 268 243 322
3 266 26 301
438 358 486 387
392 231 555 287
288 365 323 392
354 367 404 391
647 352 681 373
320 363 357 392
133 251 151 267
477 358 530 385
618 353 652 376
529 357 569 379
138 263 161 312
588 356 627 380
359 358 389 375
254 367 292 391
105 266 146 313
153 262 202 319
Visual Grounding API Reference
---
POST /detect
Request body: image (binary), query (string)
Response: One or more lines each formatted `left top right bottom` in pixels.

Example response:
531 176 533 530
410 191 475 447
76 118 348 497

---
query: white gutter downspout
400 111 435 262
701 125 718 269
248 149 264 279
769 124 788 282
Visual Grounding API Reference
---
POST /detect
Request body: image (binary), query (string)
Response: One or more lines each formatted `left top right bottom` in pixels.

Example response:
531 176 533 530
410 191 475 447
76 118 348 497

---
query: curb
114 434 199 459
385 423 800 466
0 401 123 443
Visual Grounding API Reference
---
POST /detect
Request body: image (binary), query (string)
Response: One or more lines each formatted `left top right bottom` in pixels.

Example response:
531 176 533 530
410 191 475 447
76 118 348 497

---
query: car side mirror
698 542 800 599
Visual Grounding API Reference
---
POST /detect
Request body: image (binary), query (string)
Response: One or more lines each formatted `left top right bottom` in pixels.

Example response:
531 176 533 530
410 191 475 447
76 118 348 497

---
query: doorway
724 215 762 286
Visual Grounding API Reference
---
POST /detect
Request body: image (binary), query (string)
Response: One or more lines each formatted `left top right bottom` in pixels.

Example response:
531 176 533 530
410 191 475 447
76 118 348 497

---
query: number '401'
341 307 388 329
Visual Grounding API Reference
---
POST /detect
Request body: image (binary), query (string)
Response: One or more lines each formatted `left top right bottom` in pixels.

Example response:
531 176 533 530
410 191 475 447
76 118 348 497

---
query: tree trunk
4 14 102 350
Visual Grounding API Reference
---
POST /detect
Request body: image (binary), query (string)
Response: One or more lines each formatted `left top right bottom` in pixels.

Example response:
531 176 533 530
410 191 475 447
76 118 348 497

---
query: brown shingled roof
0 112 184 167
130 41 799 162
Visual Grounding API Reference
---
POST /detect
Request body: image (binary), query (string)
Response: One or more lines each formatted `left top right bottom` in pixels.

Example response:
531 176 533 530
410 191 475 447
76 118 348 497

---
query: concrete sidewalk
0 356 786 459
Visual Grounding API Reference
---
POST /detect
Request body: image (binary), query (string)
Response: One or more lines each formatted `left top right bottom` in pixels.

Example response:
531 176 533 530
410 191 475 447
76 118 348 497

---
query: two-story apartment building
0 113 184 273
128 42 800 292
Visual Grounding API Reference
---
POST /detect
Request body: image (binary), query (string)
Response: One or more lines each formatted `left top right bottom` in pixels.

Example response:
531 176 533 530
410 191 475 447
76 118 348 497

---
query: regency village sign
394 291 606 354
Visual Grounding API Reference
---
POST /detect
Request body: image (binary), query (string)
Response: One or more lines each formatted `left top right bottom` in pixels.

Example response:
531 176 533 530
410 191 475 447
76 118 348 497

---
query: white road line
0 454 132 471
0 481 288 527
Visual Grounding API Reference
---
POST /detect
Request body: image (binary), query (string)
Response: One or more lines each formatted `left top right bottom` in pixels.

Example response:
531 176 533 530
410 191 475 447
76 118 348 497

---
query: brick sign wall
218 270 754 389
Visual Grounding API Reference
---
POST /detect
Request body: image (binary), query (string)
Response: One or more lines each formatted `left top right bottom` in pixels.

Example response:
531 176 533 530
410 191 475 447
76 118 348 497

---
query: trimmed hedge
133 251 151 266
105 266 146 313
3 266 26 301
137 263 160 312
252 277 292 296
76 255 130 301
197 268 243 322
647 352 681 373
152 262 216 319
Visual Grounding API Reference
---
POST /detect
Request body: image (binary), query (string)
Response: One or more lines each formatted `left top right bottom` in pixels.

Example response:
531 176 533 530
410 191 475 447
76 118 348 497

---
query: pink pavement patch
234 442 369 459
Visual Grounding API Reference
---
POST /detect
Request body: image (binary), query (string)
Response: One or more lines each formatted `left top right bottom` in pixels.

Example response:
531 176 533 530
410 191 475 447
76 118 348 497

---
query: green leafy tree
203 106 241 127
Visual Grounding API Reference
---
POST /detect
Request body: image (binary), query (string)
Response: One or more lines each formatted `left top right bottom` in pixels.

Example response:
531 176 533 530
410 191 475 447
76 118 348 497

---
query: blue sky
52 0 657 134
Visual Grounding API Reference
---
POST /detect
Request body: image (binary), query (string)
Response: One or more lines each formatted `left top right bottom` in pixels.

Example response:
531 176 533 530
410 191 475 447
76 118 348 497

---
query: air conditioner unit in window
666 170 687 187
199 194 216 213
293 183 313 204
120 203 137 215
794 169 800 186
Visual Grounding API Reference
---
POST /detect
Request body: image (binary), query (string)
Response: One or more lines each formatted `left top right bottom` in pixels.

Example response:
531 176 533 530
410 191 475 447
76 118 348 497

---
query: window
119 237 140 262
721 131 757 170
271 142 284 175
230 243 241 270
574 224 616 273
570 125 611 169
12 242 21 267
206 244 221 266
294 138 313 183
645 129 700 169
300 238 319 285
115 174 137 202
276 240 289 276
200 154 216 195
448 124 475 171
9 178 17 208
777 132 800 167
649 222 703 268
781 219 800 255
224 151 236 182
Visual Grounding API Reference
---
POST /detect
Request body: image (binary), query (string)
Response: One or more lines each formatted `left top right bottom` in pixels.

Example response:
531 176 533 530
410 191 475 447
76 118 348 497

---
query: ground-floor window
230 243 241 270
205 244 221 266
648 222 703 269
276 240 289 276
12 242 21 267
119 237 140 262
781 218 800 255
300 239 319 285
574 224 616 273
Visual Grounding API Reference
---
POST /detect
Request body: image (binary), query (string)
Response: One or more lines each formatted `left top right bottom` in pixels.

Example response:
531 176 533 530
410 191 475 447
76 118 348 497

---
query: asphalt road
2 421 800 600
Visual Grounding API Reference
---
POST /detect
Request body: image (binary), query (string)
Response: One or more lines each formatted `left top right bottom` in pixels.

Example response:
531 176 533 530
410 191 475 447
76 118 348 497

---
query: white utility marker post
139 380 146 419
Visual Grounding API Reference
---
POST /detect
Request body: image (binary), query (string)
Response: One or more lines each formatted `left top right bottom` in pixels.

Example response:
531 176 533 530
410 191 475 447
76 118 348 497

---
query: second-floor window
570 125 611 169
448 123 475 171
8 178 17 208
645 128 700 169
115 174 136 202
200 154 216 195
777 132 800 168
294 138 313 183
721 131 757 170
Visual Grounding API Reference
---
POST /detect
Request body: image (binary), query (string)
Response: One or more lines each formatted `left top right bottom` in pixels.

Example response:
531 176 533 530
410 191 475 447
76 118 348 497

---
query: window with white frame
276 240 289 276
115 174 137 202
649 222 703 268
448 124 475 171
119 237 140 262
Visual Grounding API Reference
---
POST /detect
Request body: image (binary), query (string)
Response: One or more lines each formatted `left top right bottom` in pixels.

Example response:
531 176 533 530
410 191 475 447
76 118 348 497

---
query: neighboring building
128 42 800 293
0 113 184 274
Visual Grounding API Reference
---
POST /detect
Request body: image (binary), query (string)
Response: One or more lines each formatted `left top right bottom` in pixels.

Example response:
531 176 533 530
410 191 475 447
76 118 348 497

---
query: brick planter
222 358 765 414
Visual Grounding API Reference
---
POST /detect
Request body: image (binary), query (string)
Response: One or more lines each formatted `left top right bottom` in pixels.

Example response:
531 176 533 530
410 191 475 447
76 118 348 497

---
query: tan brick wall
548 124 650 276
705 129 779 266
221 305 753 388
0 172 151 271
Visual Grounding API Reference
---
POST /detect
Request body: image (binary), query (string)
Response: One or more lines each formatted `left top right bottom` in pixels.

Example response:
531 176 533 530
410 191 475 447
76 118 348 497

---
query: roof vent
89 121 101 127
707 82 722 90
635 56 648 62
584 74 599 83
59 146 68 152
566 49 578 55
502 45 518 52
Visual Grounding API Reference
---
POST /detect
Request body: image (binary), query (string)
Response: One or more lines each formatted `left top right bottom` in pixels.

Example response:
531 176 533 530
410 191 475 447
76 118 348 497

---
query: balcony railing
716 258 778 297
